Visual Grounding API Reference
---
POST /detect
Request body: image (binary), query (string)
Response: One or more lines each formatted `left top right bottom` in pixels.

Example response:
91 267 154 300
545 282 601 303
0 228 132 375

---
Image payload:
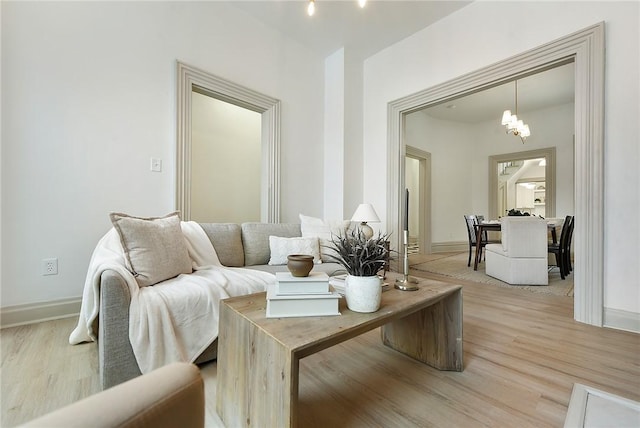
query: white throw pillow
268 236 321 265
110 211 193 287
299 214 351 262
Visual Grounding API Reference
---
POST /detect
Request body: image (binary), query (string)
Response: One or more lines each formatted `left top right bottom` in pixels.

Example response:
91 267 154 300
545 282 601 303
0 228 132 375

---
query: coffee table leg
217 302 298 427
381 289 463 371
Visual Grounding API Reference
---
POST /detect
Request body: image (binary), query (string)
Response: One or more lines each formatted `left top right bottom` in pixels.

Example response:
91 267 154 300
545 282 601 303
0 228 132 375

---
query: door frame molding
387 23 604 326
176 61 281 222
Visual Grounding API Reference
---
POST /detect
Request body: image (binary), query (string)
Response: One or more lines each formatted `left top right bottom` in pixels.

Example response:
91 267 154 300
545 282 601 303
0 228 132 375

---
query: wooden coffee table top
221 273 462 359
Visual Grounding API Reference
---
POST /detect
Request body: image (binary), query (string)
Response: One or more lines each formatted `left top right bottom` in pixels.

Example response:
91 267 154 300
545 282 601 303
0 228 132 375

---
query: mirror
176 61 281 222
489 148 556 220
514 178 546 216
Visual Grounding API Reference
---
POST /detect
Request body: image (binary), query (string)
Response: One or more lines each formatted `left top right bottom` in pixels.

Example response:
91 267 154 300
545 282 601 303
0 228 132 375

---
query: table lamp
351 203 380 240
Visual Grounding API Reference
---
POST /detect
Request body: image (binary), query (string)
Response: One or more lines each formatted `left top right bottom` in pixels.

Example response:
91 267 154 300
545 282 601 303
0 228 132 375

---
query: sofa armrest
99 270 142 389
19 362 204 428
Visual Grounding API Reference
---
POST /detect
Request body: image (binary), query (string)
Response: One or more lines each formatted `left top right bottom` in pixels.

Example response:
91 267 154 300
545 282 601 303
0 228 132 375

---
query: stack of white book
266 272 341 318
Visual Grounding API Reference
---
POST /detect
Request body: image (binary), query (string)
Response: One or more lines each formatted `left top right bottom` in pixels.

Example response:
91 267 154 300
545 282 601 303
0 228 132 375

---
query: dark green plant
324 228 391 277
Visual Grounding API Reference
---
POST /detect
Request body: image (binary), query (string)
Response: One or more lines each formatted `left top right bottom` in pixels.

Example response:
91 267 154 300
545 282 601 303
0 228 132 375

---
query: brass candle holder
395 230 419 291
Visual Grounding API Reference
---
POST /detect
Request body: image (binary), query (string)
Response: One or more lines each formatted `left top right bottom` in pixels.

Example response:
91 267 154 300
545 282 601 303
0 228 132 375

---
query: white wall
342 50 364 219
405 112 474 244
322 47 365 222
323 49 345 220
363 2 639 315
1 2 326 307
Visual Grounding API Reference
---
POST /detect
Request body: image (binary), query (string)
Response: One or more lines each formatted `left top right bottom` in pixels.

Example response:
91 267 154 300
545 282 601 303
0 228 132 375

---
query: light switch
150 158 162 172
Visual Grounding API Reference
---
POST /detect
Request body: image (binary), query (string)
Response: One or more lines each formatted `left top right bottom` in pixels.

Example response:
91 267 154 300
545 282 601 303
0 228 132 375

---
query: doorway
405 146 431 255
387 24 604 326
190 92 262 223
176 61 281 222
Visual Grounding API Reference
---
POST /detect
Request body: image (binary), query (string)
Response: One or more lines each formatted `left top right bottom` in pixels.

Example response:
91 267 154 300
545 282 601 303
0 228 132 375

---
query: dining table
473 219 562 271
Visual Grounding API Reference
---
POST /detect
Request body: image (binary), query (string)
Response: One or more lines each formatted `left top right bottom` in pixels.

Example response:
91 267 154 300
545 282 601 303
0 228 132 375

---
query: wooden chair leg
564 251 572 273
555 253 565 280
468 246 472 267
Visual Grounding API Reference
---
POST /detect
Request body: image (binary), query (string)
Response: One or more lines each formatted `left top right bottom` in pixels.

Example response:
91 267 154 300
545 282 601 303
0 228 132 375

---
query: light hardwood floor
2 271 639 427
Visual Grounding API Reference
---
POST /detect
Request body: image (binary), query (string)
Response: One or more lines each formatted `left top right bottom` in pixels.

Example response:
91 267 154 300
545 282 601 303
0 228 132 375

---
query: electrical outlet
42 258 58 276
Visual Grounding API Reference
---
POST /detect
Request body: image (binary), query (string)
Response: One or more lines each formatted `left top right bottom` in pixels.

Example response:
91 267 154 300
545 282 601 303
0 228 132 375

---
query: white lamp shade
351 203 380 223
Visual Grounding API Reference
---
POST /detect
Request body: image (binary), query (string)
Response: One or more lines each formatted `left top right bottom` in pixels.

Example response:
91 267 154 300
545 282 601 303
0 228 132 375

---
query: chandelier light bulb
500 80 531 143
501 110 511 125
358 0 367 8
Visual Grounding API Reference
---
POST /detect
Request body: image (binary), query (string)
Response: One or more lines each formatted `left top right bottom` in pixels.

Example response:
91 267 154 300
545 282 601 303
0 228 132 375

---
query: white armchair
485 217 549 285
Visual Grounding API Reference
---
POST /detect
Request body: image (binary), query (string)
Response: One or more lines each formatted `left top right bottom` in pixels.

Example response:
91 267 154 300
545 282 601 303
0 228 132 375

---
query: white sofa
73 218 346 389
485 217 549 285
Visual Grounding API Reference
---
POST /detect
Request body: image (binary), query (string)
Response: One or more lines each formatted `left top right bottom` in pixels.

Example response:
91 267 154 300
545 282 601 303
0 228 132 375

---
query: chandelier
308 0 366 16
501 80 530 143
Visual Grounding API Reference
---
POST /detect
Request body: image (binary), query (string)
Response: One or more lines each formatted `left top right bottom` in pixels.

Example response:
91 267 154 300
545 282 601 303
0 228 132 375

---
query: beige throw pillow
109 211 193 287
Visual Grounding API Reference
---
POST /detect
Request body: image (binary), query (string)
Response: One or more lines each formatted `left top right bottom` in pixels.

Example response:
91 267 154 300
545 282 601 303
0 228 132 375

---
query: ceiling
230 1 472 59
421 62 575 123
229 1 574 123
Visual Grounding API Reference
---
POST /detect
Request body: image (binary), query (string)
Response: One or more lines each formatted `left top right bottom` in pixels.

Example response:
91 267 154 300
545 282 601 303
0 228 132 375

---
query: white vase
345 275 382 313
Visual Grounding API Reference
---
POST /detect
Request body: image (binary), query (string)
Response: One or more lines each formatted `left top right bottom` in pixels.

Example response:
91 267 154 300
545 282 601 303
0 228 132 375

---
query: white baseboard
431 241 468 253
603 307 640 334
0 298 81 329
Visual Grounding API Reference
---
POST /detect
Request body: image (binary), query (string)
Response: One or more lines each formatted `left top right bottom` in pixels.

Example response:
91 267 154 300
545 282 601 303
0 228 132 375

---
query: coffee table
216 273 463 427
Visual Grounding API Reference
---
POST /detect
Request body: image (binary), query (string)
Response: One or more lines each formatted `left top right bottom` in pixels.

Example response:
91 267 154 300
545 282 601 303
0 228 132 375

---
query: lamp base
360 222 374 240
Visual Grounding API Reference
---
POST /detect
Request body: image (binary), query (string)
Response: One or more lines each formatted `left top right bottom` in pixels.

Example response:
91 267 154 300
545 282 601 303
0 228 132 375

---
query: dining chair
464 215 499 267
548 215 573 279
563 216 575 274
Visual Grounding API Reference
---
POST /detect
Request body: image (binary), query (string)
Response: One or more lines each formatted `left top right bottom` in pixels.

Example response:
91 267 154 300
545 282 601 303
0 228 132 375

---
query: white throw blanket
70 222 275 374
